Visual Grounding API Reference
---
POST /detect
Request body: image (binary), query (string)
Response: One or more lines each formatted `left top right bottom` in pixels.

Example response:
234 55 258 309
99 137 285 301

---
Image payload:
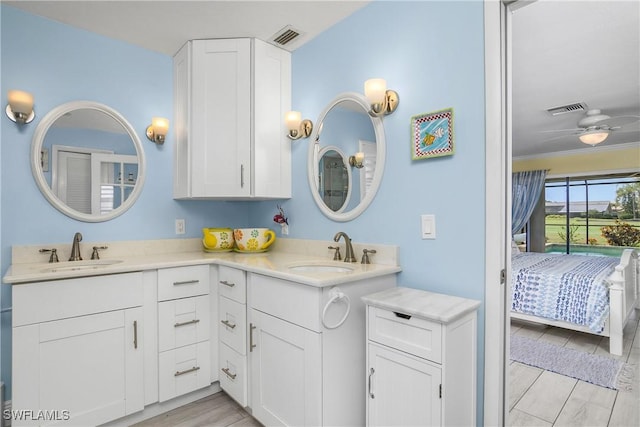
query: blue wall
250 1 487 419
1 1 488 420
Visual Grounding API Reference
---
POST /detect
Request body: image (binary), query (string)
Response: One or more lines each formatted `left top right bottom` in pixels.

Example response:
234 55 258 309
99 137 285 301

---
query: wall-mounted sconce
6 90 35 124
285 111 313 140
364 78 399 117
146 117 169 144
348 152 365 169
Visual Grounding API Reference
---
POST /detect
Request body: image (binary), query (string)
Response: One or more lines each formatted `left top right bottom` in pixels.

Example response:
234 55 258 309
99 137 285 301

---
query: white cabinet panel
157 265 209 301
249 308 322 427
158 341 211 403
173 38 291 199
367 342 441 427
219 342 248 407
219 296 247 354
158 295 210 352
12 307 143 426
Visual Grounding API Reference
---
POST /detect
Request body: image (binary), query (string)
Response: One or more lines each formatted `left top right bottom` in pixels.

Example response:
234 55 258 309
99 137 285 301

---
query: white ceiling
5 0 640 158
511 0 640 158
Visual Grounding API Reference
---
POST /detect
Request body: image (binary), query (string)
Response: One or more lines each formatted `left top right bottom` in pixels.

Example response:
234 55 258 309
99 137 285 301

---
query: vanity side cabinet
12 273 145 427
157 265 211 403
173 38 291 199
363 288 480 427
218 266 249 407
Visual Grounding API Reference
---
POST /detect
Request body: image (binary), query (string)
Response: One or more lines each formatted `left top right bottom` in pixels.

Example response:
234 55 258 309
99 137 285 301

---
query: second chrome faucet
333 231 357 263
69 232 83 261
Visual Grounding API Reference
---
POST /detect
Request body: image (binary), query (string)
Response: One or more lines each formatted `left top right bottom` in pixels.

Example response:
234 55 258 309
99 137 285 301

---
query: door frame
484 0 521 424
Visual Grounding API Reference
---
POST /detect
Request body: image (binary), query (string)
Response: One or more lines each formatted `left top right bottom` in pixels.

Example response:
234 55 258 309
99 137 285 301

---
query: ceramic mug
233 228 276 252
202 227 235 251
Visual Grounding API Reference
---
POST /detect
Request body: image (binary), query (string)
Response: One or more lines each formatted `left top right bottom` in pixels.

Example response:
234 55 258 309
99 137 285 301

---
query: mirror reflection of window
359 140 376 200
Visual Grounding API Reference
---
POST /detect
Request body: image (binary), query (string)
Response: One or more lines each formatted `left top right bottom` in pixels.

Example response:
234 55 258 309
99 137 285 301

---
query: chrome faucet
333 232 357 263
69 232 83 261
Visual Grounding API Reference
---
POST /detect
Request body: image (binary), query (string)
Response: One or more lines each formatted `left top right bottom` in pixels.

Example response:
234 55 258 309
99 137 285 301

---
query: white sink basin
41 259 124 273
287 262 355 273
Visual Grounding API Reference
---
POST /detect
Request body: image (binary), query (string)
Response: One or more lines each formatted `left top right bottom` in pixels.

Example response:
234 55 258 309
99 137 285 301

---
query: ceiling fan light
579 130 610 145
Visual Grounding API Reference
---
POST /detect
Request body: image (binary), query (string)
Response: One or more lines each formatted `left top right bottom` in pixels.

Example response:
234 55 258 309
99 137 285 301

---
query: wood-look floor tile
509 408 552 427
509 362 543 410
514 367 577 422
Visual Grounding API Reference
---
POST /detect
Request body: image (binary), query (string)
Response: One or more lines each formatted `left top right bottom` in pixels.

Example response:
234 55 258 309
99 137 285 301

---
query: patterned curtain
512 170 548 235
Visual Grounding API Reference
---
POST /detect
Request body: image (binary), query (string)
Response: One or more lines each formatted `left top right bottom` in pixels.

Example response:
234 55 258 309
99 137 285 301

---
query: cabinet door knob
368 367 375 399
175 366 200 377
133 320 138 349
173 279 199 286
220 280 235 287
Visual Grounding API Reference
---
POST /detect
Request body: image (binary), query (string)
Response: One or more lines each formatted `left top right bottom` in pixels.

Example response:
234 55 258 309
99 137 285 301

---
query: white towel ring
321 287 351 329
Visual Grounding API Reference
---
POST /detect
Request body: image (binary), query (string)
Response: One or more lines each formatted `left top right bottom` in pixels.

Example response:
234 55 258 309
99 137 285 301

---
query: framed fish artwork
410 108 454 160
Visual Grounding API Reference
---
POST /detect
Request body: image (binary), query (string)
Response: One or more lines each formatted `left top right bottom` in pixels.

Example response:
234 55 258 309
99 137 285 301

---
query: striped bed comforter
511 252 620 333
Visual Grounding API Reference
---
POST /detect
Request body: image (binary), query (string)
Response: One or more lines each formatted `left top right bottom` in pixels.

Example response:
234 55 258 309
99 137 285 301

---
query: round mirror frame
307 92 385 222
30 101 146 222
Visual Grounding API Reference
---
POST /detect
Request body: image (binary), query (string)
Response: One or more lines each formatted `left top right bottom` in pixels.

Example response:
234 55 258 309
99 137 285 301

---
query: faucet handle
39 248 59 263
328 246 342 261
361 249 377 264
91 246 108 260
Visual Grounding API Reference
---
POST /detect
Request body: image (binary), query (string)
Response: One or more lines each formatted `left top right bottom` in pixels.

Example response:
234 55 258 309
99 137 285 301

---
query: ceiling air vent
546 102 587 116
269 25 304 50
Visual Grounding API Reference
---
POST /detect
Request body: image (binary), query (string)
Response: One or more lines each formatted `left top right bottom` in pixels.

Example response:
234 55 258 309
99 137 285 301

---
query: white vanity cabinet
157 265 211 402
12 272 145 426
173 38 291 200
362 287 480 427
217 266 249 406
247 273 396 427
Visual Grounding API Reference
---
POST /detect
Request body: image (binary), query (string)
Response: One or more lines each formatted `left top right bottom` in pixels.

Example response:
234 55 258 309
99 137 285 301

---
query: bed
510 249 639 355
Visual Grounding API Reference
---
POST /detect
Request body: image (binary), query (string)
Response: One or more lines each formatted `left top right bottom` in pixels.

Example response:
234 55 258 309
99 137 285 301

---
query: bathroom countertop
4 238 401 287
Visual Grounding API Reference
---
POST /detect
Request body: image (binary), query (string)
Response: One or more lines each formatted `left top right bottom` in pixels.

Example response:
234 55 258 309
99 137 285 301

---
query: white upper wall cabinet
173 38 292 200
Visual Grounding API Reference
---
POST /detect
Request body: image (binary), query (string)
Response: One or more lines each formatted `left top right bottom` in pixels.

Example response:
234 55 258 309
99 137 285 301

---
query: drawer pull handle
220 280 235 287
173 279 199 286
368 367 375 399
221 319 236 329
221 367 237 380
133 320 138 349
175 366 200 377
174 319 200 328
250 323 256 352
394 311 412 320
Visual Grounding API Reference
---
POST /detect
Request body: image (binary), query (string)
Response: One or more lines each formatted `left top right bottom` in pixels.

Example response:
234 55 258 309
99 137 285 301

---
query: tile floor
509 310 640 427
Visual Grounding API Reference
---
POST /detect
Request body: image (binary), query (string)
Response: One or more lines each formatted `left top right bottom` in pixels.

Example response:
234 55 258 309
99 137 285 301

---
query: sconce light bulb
285 111 302 131
364 79 387 105
146 117 170 145
364 79 399 117
6 89 35 124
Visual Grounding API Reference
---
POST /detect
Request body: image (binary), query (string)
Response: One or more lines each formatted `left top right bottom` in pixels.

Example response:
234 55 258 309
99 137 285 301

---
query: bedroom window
544 173 640 254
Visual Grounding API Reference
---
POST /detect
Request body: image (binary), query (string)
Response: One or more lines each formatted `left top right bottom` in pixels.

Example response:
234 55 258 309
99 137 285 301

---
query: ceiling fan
543 109 640 146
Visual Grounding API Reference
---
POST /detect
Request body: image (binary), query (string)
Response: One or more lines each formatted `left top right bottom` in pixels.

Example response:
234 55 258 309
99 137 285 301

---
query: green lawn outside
545 216 640 245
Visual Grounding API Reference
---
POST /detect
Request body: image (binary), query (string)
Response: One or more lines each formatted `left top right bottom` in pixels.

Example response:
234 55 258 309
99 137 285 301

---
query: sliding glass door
544 173 640 255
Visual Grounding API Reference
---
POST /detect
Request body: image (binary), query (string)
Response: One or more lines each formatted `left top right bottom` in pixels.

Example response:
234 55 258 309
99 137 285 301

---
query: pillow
511 239 521 257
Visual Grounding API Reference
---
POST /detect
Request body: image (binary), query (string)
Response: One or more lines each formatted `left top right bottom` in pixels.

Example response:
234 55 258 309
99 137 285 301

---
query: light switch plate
421 214 436 239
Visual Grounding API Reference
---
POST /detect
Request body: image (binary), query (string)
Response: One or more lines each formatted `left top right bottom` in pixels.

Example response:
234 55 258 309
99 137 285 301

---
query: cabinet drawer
158 295 210 352
218 266 246 303
368 306 442 363
158 341 211 402
219 296 246 354
219 342 247 407
158 265 209 301
249 274 321 332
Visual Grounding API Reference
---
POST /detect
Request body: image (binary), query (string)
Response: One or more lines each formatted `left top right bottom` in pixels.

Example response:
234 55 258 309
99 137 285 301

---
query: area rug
510 335 634 390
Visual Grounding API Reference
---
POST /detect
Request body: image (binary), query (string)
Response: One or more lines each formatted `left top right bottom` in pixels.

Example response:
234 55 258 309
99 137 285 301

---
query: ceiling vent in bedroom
268 25 304 50
546 102 587 116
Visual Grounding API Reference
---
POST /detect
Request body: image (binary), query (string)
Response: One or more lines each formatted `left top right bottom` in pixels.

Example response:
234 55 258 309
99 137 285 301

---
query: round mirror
30 101 146 222
308 92 385 221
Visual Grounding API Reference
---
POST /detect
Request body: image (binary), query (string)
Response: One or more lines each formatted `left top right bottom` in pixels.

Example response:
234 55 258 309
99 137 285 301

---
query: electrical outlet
175 219 186 235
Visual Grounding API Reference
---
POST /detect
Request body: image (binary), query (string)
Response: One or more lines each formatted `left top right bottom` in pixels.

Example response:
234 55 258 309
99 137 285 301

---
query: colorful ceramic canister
233 228 276 252
202 228 235 251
